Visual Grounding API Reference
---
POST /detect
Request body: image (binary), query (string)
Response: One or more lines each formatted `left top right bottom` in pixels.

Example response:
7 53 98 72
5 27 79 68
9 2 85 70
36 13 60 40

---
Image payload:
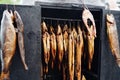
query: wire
79 0 88 10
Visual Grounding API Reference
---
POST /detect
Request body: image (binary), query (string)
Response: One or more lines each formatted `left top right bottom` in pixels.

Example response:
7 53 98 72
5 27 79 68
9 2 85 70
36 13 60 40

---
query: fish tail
51 61 54 69
0 71 10 80
58 63 61 71
20 53 28 70
45 65 48 73
116 59 120 67
19 45 28 70
23 62 28 70
88 61 92 70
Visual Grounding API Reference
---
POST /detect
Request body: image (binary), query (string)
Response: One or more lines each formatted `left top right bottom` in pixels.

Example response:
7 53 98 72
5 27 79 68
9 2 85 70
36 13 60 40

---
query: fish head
14 11 24 32
72 27 77 39
1 10 14 24
41 21 48 33
106 14 114 24
57 25 62 35
63 24 68 33
50 26 54 33
77 26 82 34
82 8 96 38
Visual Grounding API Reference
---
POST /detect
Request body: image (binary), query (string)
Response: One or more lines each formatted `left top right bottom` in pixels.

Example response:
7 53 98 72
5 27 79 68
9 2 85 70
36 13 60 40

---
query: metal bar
42 17 82 21
42 17 100 22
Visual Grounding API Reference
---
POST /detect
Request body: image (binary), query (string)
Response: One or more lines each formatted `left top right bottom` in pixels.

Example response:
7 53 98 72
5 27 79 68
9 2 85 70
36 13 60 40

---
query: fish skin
41 21 50 73
75 26 84 80
63 25 68 54
82 8 96 70
83 25 95 70
1 10 16 80
56 25 64 70
14 11 28 70
87 26 95 70
68 29 74 80
63 24 68 80
50 26 56 69
82 8 96 38
106 14 120 67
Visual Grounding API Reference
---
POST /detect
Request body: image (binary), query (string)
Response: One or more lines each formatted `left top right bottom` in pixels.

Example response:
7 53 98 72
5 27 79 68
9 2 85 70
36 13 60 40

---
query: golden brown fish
50 26 56 69
41 21 50 73
106 14 120 67
56 25 64 70
72 27 77 43
75 26 84 80
1 10 16 80
62 24 68 80
63 25 68 56
68 28 74 80
14 11 28 70
82 8 96 70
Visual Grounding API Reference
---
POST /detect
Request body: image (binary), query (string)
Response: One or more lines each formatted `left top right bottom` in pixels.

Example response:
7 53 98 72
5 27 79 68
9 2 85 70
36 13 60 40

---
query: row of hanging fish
0 10 28 80
41 18 96 80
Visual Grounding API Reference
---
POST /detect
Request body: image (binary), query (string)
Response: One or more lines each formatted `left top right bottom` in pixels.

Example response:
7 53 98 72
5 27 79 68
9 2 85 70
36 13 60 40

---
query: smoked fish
41 21 50 73
1 10 16 80
50 26 56 69
106 14 120 67
56 25 64 70
68 28 74 80
82 8 96 70
75 26 84 80
63 24 68 80
14 11 28 70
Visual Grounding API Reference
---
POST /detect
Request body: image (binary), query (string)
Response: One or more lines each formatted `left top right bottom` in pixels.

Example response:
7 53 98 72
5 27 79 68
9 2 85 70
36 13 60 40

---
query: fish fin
15 28 18 33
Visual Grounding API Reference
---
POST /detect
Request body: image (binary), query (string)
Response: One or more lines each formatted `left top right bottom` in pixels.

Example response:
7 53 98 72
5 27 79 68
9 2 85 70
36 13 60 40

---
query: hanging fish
82 8 96 70
75 26 84 80
0 10 16 80
68 28 74 80
63 25 68 57
14 11 28 70
41 21 50 73
50 26 56 69
56 25 64 70
62 24 68 80
106 14 120 67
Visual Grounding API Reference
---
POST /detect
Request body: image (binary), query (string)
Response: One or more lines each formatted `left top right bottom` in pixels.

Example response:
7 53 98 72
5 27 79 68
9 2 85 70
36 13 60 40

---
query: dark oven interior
41 6 102 80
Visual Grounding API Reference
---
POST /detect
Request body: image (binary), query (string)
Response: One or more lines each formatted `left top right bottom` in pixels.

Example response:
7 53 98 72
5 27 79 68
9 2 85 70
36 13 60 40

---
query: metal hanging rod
42 17 99 22
42 17 82 22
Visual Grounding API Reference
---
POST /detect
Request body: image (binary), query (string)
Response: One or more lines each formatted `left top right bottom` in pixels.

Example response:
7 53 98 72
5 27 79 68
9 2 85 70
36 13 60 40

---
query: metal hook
50 19 52 26
6 4 8 10
57 20 59 25
106 3 111 14
69 20 72 29
64 21 66 25
42 17 45 22
79 0 88 10
13 4 16 11
77 21 80 26
72 21 75 27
